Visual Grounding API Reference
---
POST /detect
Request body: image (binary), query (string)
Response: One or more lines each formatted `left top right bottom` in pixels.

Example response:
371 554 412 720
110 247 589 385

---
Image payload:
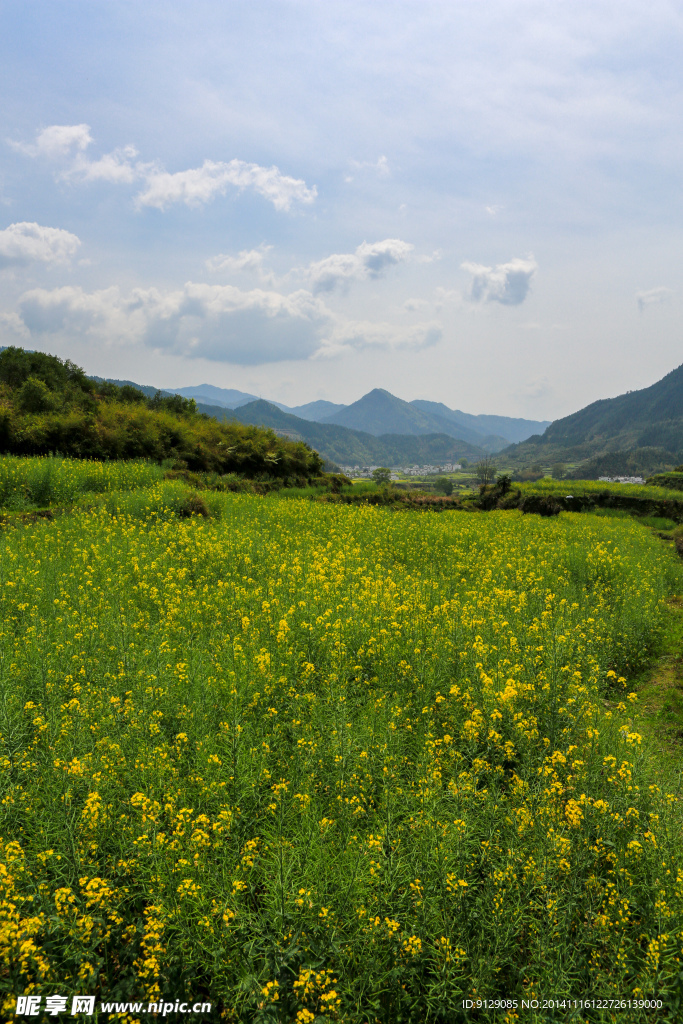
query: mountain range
166 384 549 450
207 399 489 468
93 377 549 465
78 358 683 475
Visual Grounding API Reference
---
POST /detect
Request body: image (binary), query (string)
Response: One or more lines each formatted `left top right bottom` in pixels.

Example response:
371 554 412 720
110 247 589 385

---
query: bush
674 526 683 558
1 402 323 480
519 494 561 517
177 491 210 518
17 376 54 414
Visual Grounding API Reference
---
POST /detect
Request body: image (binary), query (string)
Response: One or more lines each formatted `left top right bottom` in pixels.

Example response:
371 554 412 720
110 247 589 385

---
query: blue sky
1 0 682 418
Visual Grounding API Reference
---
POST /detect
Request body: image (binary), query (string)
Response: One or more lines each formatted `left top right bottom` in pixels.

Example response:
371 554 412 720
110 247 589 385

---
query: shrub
177 491 210 517
519 494 561 516
674 526 683 558
17 376 54 414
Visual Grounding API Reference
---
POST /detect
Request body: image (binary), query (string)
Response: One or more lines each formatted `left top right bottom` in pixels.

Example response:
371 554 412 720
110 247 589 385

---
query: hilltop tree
0 345 93 394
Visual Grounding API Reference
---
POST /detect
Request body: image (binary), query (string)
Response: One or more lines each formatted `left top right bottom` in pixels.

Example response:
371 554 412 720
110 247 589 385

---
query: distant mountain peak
320 387 532 450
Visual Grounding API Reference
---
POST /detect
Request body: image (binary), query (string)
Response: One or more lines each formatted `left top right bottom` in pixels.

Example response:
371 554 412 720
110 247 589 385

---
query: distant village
340 462 462 479
598 475 645 485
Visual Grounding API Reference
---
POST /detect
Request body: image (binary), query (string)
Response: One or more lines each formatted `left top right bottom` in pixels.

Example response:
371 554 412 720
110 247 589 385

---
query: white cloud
18 285 132 338
0 222 81 269
9 124 92 159
134 283 330 362
434 287 463 310
416 249 442 265
0 311 30 340
17 281 333 365
462 256 538 306
517 375 551 400
317 319 441 358
70 146 139 184
11 124 317 212
636 286 672 311
10 124 137 183
205 246 273 275
135 159 317 211
306 238 414 293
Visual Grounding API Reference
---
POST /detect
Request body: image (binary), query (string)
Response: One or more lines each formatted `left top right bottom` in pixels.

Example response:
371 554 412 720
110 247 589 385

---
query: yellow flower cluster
0 454 163 510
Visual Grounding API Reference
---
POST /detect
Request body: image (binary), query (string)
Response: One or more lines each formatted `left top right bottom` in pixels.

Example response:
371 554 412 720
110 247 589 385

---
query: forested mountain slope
504 362 683 472
218 399 486 466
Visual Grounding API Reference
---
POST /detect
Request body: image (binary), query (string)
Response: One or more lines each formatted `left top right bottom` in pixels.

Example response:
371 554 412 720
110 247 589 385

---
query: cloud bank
317 319 442 358
462 256 538 306
18 283 331 364
0 222 81 269
14 278 441 366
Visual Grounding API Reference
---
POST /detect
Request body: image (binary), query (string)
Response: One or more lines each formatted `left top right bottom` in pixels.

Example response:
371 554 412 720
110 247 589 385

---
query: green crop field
518 479 683 502
2 461 683 1021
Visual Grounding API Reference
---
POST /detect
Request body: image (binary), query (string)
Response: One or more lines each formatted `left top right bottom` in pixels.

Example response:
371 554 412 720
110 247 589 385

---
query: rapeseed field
1 478 683 1021
0 456 164 511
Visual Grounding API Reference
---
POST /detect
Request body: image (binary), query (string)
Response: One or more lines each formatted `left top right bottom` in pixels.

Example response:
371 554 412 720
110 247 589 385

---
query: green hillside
410 399 551 445
504 361 683 474
322 387 508 451
0 348 323 481
214 399 486 465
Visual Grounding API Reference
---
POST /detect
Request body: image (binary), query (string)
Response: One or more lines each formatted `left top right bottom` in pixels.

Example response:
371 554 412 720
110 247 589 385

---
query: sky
1 0 682 420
